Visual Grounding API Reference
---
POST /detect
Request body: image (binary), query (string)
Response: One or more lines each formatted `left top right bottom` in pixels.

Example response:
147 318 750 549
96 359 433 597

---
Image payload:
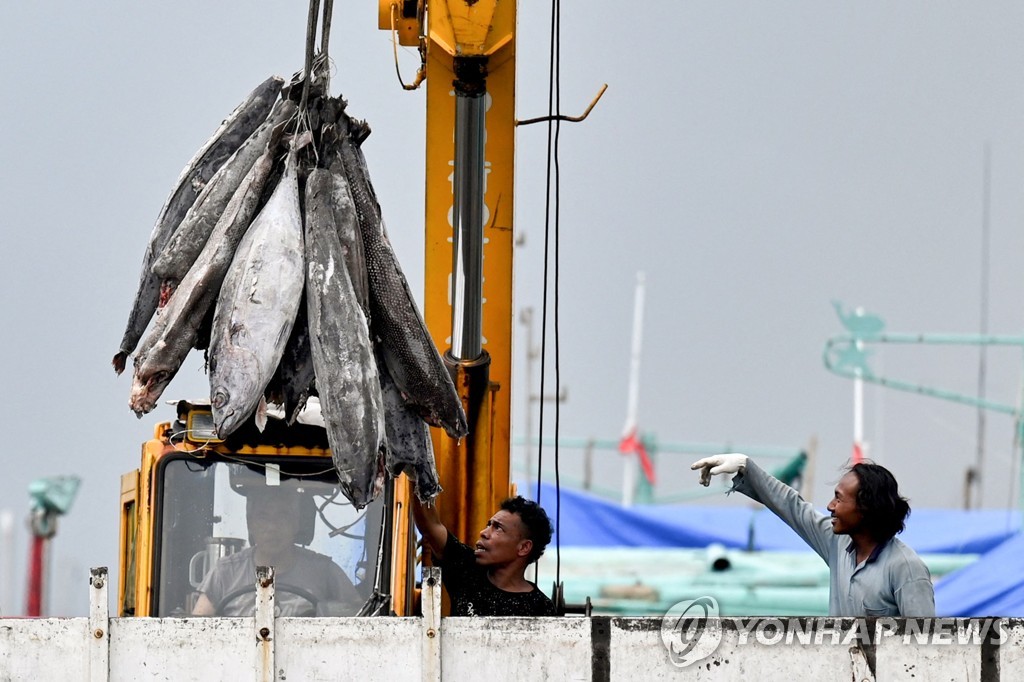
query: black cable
535 0 559 508
552 0 563 593
534 0 564 592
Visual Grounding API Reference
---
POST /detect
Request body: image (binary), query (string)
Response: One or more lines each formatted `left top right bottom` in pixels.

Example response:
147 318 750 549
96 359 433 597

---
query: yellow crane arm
379 0 516 546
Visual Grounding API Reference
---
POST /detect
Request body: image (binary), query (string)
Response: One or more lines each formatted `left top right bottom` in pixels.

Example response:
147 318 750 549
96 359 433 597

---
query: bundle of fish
113 73 467 507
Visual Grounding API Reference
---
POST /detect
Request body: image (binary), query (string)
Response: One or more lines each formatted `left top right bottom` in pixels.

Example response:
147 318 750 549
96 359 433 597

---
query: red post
25 534 47 617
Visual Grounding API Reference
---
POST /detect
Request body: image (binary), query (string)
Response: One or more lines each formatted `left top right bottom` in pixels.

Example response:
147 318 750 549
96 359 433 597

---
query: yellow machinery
117 0 516 618
117 402 413 616
381 0 517 554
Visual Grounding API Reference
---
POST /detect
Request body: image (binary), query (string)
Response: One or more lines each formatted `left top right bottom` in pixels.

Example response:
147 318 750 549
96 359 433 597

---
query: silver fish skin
128 146 277 416
334 131 468 439
113 75 283 375
274 127 354 424
305 168 386 509
209 150 304 438
152 99 297 284
326 144 370 315
377 347 442 503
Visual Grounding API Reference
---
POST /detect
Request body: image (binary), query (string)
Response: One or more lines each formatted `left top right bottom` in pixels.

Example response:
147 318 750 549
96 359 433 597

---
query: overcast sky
3 2 1024 615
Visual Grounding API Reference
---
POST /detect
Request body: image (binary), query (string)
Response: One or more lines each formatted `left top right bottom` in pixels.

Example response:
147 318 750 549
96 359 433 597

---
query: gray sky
3 2 1024 615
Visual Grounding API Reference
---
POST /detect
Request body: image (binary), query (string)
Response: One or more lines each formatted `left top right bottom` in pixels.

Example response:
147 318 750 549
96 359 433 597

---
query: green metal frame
823 301 1024 510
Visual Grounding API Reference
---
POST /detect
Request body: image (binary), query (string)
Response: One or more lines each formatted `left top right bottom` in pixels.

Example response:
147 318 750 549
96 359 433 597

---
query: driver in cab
192 486 359 616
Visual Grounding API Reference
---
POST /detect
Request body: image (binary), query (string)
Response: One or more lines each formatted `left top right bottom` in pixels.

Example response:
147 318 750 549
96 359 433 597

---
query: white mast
853 349 864 463
621 271 646 506
852 306 867 464
0 510 12 615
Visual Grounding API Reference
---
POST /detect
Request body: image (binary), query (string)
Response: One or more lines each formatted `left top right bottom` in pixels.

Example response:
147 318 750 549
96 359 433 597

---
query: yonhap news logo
660 599 1009 669
660 597 723 668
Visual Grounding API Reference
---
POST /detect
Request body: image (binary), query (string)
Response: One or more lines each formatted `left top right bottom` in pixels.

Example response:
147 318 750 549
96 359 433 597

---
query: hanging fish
334 122 468 439
325 134 370 316
274 295 317 425
208 149 305 438
151 99 297 287
113 75 283 375
376 347 442 503
128 142 279 416
304 166 386 508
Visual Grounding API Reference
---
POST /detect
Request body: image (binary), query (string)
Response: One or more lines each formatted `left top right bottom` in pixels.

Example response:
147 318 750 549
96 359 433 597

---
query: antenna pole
973 142 991 508
852 307 866 464
621 272 646 506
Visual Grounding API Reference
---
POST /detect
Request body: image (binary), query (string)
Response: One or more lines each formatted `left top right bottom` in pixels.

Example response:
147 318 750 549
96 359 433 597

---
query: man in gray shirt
192 487 360 616
691 454 934 617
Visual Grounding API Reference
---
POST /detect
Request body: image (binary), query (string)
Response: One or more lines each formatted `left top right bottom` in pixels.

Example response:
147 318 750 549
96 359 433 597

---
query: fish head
128 354 179 416
211 346 263 438
337 446 386 510
129 373 171 416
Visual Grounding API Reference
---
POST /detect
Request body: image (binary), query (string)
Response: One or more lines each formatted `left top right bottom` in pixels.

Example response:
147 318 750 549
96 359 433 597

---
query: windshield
154 454 386 617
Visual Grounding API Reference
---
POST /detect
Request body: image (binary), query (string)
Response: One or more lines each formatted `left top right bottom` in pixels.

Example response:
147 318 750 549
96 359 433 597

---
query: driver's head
245 487 302 553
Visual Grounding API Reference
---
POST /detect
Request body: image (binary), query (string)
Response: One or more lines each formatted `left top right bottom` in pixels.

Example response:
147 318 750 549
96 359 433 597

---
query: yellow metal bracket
379 0 420 45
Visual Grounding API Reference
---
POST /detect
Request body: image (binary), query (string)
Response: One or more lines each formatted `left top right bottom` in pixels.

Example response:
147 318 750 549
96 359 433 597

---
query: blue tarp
934 532 1024 617
523 482 1021 555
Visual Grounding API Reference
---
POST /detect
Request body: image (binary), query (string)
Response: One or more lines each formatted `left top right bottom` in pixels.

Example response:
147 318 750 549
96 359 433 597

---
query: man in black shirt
412 496 555 616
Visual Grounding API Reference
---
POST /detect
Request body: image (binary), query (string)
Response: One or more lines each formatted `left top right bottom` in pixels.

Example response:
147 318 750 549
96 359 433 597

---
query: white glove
690 454 749 487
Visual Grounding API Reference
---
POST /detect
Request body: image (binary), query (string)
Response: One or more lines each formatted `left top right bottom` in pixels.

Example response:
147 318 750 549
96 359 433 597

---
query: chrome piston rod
450 89 486 361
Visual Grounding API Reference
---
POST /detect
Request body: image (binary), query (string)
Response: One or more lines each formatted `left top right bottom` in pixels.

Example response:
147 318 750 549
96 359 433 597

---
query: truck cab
118 400 416 617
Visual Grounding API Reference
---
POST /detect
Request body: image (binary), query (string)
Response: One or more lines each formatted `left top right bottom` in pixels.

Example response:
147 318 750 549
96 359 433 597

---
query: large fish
304 167 386 508
271 120 367 425
326 136 370 315
151 99 297 286
113 75 283 375
209 149 304 438
376 347 442 503
334 122 468 439
128 142 278 416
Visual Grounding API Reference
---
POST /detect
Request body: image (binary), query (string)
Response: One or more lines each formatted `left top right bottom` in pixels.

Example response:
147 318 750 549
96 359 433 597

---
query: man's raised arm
412 498 450 561
692 453 833 561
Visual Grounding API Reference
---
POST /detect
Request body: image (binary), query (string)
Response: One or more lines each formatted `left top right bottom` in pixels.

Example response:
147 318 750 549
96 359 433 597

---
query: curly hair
848 461 911 542
500 496 553 564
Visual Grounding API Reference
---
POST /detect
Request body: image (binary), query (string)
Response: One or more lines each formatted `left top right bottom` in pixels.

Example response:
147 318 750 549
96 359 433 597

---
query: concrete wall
1 569 1019 681
2 615 1020 681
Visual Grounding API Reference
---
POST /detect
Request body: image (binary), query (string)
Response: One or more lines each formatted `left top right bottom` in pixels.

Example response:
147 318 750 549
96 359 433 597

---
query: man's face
247 493 301 553
826 472 864 535
474 509 531 567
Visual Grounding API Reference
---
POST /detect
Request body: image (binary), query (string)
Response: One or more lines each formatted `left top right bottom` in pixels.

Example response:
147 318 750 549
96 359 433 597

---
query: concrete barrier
0 568 1018 681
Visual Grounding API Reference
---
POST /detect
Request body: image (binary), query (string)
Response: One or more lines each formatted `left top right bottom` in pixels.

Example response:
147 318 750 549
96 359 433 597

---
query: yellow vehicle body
117 403 415 617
